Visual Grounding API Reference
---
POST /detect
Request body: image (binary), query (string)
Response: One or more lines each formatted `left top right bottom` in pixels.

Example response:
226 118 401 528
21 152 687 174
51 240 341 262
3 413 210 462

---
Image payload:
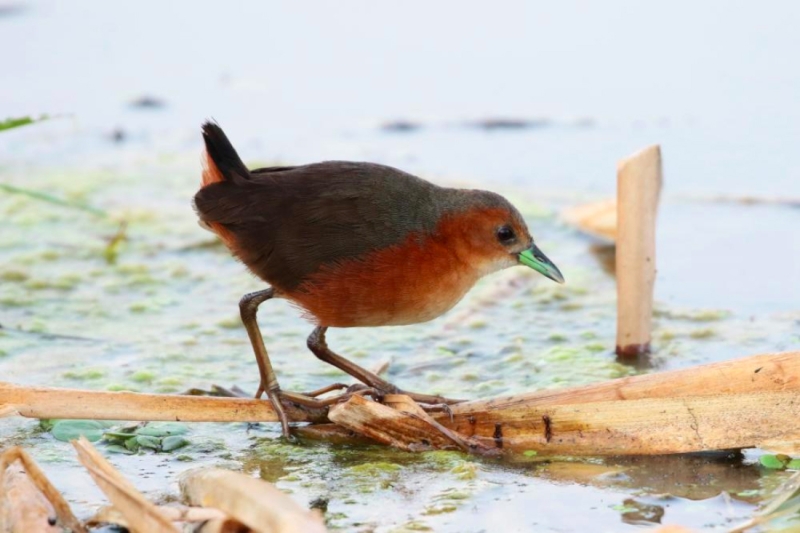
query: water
1 1 799 531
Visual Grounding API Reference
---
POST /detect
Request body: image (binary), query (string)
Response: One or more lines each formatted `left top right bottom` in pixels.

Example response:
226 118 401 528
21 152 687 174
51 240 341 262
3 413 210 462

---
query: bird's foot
364 382 464 406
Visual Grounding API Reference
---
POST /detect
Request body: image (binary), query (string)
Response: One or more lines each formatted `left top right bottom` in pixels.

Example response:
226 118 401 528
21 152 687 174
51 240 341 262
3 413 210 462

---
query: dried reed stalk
615 144 662 357
179 468 327 533
0 447 86 533
0 383 326 423
72 437 177 533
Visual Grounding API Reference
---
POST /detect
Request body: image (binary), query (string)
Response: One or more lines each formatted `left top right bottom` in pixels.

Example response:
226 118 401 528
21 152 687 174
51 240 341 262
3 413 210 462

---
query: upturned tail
200 121 250 188
195 122 250 245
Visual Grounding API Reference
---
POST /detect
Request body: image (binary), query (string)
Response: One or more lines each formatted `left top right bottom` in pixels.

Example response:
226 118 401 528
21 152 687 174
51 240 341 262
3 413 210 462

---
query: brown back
195 161 455 290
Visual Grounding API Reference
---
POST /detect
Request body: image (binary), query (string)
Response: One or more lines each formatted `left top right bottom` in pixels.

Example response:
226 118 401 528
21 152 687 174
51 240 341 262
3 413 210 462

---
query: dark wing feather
194 161 444 290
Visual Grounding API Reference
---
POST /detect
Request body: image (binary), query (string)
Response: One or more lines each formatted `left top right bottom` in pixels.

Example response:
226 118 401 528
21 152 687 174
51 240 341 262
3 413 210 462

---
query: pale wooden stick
0 383 326 423
72 437 178 533
179 468 327 533
0 447 86 533
616 144 662 357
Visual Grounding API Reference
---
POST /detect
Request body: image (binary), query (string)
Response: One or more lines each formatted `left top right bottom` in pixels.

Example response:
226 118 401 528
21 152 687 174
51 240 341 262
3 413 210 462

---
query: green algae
689 328 716 339
63 368 106 381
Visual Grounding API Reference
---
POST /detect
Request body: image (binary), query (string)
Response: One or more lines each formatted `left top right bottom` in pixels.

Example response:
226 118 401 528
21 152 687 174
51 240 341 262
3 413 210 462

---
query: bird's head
439 190 565 284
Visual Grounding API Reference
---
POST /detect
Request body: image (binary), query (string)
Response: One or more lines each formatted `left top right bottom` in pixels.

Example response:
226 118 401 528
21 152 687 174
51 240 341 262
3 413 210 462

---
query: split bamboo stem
73 437 177 533
179 468 327 533
433 351 800 455
0 383 326 423
616 144 662 357
1 352 797 456
0 447 86 533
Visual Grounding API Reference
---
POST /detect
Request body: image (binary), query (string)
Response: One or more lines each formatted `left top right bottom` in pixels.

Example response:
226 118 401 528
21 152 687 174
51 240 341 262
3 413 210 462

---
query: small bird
194 122 564 438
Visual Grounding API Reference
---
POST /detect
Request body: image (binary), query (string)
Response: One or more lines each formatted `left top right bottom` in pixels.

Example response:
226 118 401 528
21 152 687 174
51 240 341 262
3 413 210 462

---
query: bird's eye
496 225 516 244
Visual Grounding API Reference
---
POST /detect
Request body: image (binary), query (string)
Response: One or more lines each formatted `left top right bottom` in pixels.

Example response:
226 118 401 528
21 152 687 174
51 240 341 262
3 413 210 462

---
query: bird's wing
194 161 443 290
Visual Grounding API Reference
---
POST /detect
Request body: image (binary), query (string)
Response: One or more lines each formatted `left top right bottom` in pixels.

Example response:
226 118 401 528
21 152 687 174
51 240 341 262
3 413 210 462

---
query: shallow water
2 1 800 531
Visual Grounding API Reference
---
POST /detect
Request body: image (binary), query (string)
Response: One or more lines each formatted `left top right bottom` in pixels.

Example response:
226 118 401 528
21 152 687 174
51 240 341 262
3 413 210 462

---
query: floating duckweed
125 274 159 286
579 331 597 340
0 270 28 282
170 265 189 278
26 320 47 333
543 346 581 361
345 461 403 492
217 316 241 329
392 521 433 532
420 450 467 469
436 489 472 501
547 332 568 342
423 502 458 515
689 328 715 339
657 329 677 341
449 463 478 480
1 295 33 307
106 384 134 392
468 319 488 329
655 308 731 322
460 372 479 381
115 263 150 275
584 342 606 352
129 302 150 313
131 370 156 383
63 368 106 380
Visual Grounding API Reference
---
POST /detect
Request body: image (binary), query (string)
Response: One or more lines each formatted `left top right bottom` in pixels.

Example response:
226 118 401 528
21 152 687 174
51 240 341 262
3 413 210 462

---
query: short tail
200 121 250 187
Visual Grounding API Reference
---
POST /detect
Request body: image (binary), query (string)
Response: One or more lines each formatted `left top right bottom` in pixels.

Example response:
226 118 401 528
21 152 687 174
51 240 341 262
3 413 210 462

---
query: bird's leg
239 289 294 437
239 292 365 438
307 327 464 405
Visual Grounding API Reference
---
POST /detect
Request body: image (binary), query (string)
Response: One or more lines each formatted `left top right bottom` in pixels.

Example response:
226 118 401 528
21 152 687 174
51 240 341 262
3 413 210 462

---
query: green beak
518 244 565 284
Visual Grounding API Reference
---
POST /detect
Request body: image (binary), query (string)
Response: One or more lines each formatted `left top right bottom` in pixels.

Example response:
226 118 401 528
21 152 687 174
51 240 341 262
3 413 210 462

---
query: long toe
403 391 464 405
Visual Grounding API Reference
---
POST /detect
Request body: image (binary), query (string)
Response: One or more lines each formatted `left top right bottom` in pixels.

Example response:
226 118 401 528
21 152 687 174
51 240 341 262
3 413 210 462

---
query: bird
193 122 564 439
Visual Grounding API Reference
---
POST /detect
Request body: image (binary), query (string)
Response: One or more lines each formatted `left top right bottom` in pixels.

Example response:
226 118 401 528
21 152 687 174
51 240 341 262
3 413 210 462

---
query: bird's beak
518 243 565 284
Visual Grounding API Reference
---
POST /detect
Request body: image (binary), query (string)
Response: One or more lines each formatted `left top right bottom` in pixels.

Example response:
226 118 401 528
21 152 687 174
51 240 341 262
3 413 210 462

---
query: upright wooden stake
615 145 662 357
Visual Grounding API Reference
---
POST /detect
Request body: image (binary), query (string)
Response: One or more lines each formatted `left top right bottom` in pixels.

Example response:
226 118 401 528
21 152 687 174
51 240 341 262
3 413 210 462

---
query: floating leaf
51 420 115 442
124 437 140 453
105 444 136 455
135 435 162 450
135 422 189 437
103 430 138 440
162 436 189 452
760 454 789 469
